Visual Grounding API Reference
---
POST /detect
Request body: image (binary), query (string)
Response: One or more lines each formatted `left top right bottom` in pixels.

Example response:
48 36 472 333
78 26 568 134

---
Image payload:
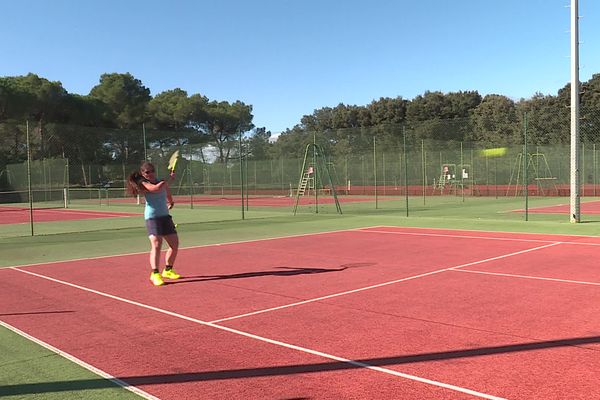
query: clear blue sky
1 0 599 133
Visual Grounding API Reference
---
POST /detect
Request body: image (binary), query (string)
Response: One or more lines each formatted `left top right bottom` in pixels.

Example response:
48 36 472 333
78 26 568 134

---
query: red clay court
2 227 600 399
513 199 600 214
0 207 140 225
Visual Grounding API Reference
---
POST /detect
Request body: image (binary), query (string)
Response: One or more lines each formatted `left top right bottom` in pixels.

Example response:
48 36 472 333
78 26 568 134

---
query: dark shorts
145 215 177 236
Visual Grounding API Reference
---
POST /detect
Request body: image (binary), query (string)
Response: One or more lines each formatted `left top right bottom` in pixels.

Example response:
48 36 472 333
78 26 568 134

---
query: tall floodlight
570 0 580 223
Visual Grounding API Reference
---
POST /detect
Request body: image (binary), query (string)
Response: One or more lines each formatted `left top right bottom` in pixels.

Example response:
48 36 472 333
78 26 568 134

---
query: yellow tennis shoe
150 272 165 286
161 269 181 280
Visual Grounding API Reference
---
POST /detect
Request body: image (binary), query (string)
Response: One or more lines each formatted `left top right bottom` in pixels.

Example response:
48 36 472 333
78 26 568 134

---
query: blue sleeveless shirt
143 179 169 220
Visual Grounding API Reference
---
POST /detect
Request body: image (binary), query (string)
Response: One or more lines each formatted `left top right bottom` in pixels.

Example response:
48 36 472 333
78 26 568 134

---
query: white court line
9 267 505 400
0 320 159 400
34 209 139 217
5 225 599 271
454 269 600 287
357 228 600 247
357 228 560 244
360 224 600 240
1 208 139 217
210 242 561 323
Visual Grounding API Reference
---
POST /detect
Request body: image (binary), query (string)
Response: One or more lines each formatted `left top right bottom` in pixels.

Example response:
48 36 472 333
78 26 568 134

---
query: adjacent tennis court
513 199 600 214
0 207 141 225
2 226 599 399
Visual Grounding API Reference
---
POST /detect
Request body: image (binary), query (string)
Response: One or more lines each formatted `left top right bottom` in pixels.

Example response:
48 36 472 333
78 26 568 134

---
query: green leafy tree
0 77 29 120
198 100 254 163
1 74 69 158
367 97 407 125
406 91 450 121
446 91 482 117
517 93 568 144
300 107 335 132
268 126 305 159
246 127 272 160
145 89 200 157
580 74 600 143
89 73 151 162
470 95 519 145
89 73 150 128
147 88 193 130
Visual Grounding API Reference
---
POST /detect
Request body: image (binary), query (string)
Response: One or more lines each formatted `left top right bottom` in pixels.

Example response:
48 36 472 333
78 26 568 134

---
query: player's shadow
165 264 371 285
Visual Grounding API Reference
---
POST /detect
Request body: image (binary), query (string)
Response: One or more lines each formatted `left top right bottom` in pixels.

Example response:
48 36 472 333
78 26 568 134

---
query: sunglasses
142 169 155 173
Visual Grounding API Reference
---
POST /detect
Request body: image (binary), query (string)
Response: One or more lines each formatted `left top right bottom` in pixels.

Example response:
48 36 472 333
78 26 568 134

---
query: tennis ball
480 147 507 158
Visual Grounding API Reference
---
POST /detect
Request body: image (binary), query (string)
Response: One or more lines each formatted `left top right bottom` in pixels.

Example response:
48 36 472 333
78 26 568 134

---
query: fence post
524 112 529 221
421 140 426 205
403 126 409 217
373 136 378 209
26 120 34 236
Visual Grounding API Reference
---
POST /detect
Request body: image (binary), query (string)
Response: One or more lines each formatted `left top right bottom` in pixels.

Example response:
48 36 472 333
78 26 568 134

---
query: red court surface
2 227 600 399
0 207 141 225
512 199 600 215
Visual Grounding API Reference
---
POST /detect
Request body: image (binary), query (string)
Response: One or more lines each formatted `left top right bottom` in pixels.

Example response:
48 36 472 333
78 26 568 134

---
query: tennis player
127 162 181 286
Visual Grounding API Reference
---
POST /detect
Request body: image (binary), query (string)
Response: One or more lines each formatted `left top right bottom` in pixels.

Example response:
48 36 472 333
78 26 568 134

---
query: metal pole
313 132 318 213
382 152 386 196
373 136 378 209
26 121 34 236
494 156 498 199
524 112 529 221
421 140 426 205
594 143 597 197
460 142 464 202
570 0 580 222
242 146 250 211
470 148 474 197
188 144 194 209
403 127 409 217
582 142 586 197
142 123 147 161
239 131 244 220
65 157 69 207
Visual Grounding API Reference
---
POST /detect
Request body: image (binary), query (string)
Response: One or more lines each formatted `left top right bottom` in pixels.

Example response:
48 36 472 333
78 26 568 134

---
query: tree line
0 72 254 170
274 73 600 160
1 72 599 173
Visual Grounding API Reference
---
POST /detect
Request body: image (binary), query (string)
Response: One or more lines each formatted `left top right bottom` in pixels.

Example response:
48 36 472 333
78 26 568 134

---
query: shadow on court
2 335 599 396
0 310 75 317
165 265 355 285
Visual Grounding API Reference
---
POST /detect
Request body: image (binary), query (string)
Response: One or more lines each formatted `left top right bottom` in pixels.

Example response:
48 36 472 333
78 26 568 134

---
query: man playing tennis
127 161 181 286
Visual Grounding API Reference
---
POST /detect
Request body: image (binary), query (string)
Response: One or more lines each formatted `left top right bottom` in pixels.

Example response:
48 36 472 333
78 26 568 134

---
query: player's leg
149 234 165 285
162 232 180 279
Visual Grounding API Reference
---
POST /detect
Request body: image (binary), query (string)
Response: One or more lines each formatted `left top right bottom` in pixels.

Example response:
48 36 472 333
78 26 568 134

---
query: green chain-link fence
2 108 600 236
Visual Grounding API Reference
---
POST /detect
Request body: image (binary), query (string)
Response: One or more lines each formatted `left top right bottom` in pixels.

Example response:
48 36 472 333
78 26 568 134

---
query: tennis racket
168 150 180 178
